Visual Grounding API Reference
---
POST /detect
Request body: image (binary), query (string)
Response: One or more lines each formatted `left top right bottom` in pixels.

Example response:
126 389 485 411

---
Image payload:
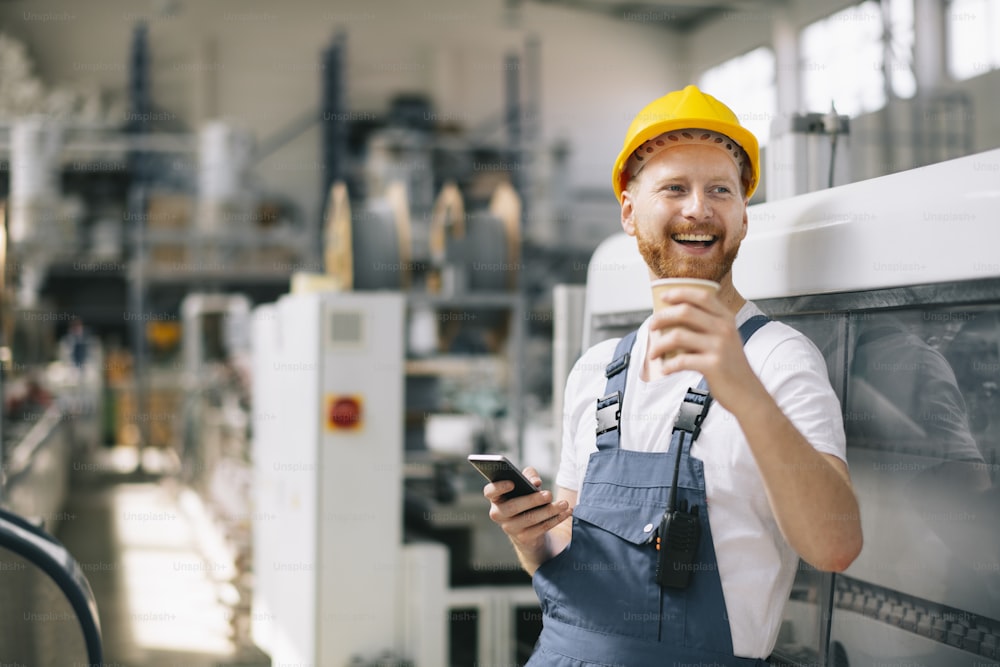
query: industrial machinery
250 284 544 666
248 125 1000 667
766 107 851 200
7 116 65 307
555 147 1000 666
250 290 407 666
0 165 105 666
5 25 557 665
0 507 103 666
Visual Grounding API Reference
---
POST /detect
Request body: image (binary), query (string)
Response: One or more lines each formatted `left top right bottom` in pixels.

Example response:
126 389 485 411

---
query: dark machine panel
764 285 1000 667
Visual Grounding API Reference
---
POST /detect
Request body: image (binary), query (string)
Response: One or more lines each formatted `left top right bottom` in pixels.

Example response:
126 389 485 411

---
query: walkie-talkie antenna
666 431 685 513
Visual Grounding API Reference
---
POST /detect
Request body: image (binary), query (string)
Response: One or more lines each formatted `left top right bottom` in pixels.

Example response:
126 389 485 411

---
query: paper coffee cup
650 278 720 362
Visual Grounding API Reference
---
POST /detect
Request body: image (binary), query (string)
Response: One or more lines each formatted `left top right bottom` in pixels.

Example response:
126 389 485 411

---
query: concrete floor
56 449 270 667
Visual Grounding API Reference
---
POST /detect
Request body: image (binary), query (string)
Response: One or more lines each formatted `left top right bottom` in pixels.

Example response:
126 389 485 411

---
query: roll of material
488 180 522 291
432 180 522 293
429 182 465 267
428 181 464 294
461 210 510 292
323 181 353 289
351 181 412 290
341 178 520 293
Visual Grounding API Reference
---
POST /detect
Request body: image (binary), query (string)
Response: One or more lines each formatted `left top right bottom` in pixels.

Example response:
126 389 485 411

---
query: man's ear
739 203 749 242
621 187 637 237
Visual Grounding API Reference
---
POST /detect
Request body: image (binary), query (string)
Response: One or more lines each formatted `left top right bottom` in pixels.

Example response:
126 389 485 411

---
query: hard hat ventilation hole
625 128 749 191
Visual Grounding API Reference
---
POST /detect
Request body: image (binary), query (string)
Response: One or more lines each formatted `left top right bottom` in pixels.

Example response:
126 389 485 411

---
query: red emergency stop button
327 395 363 430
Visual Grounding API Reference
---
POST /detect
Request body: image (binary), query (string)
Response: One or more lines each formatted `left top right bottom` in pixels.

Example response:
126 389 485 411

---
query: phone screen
467 454 538 499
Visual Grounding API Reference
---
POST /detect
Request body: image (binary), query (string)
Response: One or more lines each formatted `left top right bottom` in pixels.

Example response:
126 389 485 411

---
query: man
483 85 863 665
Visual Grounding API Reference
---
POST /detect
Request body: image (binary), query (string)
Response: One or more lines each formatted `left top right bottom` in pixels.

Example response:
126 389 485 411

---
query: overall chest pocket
533 486 671 641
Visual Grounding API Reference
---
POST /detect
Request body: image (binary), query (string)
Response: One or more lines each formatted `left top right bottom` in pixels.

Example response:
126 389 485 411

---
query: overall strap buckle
605 352 630 378
673 387 712 440
594 330 637 445
595 392 622 436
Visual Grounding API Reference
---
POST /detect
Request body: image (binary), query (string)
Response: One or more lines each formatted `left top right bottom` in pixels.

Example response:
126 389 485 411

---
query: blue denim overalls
527 315 771 666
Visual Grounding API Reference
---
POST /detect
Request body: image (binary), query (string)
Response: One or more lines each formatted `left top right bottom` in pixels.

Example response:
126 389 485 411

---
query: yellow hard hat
612 84 760 202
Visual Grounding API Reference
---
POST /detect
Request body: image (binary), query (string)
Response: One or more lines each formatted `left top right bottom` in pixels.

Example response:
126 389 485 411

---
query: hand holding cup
649 278 720 375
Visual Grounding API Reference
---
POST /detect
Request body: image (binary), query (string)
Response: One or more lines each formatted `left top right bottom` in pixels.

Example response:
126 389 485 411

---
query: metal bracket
595 392 622 436
673 387 712 439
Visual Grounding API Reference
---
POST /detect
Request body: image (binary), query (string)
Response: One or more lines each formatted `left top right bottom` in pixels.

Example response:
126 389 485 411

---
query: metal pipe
127 184 151 463
504 50 521 179
0 135 196 153
523 35 541 235
127 20 154 459
0 210 5 504
320 31 348 272
253 108 319 162
880 0 895 175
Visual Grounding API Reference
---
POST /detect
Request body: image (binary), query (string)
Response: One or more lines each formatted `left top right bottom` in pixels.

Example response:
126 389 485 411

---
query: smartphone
467 454 539 499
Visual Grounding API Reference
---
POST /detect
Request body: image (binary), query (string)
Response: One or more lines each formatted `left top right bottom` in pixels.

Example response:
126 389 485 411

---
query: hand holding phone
473 454 573 574
467 454 539 500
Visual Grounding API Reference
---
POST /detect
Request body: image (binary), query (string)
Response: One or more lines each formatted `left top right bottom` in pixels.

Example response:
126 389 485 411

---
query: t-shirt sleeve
758 334 848 464
554 341 617 491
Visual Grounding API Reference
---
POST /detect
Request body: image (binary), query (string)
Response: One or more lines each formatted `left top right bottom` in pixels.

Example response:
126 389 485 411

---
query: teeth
672 234 715 242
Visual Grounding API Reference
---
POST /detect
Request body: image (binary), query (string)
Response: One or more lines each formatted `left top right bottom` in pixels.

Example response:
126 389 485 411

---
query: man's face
621 143 748 282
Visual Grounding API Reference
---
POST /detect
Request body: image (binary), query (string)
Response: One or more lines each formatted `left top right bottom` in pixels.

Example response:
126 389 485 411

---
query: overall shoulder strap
690 314 771 393
738 314 771 345
595 331 638 451
594 315 772 449
686 313 772 424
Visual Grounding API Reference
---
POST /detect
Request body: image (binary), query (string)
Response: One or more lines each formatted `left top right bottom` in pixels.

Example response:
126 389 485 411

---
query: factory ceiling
526 0 780 31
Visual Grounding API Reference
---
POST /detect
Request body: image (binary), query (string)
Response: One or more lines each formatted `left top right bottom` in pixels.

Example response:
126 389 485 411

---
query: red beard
635 224 740 282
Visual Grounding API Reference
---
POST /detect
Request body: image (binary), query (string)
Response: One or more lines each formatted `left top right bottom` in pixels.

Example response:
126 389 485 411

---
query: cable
824 101 841 189
829 131 838 189
666 431 686 513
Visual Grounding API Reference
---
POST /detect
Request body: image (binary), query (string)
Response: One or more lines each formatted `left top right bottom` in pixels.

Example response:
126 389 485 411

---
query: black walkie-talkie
655 500 701 588
654 430 702 589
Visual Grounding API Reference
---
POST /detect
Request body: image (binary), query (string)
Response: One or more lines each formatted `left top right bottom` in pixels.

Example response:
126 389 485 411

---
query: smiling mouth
671 233 718 249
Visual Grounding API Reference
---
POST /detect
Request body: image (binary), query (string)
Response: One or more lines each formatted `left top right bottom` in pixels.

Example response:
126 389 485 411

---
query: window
947 0 1000 80
699 46 776 147
886 0 916 98
800 0 915 118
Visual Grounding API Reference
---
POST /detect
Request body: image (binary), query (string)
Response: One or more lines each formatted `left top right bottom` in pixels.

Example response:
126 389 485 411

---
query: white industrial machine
8 116 64 307
251 286 540 666
250 290 406 666
181 293 252 377
577 146 1000 346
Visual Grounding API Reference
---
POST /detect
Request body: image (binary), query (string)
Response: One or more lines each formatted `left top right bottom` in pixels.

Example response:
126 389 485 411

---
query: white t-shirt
557 302 847 659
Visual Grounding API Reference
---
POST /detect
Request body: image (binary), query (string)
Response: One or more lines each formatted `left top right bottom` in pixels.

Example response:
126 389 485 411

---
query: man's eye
664 184 684 192
712 186 732 194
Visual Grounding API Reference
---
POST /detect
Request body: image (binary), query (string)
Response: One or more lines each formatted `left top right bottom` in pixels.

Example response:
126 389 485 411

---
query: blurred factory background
0 0 998 666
